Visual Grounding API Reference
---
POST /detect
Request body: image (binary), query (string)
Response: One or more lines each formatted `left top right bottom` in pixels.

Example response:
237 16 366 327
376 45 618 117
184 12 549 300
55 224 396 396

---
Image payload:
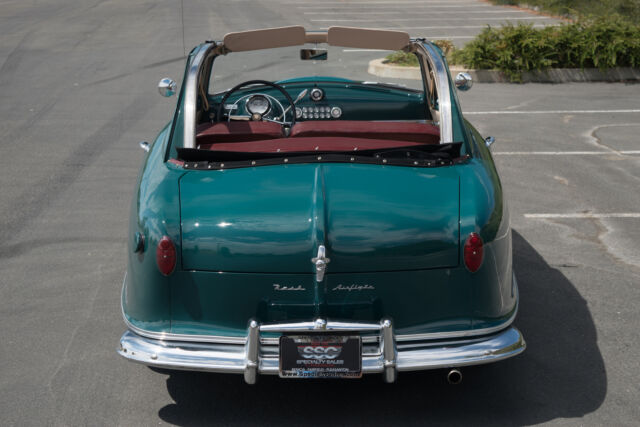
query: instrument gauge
245 95 271 115
310 88 324 102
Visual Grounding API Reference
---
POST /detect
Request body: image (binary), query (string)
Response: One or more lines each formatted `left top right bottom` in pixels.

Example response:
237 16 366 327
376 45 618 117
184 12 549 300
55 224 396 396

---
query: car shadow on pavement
158 230 606 426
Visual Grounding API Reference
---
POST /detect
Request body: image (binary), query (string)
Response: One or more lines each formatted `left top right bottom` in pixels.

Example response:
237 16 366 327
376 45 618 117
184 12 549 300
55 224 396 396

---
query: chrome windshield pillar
183 43 215 149
415 41 453 144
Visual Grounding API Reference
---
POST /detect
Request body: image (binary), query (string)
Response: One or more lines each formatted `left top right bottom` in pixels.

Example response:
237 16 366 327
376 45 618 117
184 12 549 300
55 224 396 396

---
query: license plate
279 335 362 378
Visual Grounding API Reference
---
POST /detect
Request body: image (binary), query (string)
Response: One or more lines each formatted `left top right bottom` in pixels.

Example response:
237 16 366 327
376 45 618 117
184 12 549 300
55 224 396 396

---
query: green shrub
449 16 640 81
384 41 455 67
489 0 640 22
383 51 419 67
432 39 456 56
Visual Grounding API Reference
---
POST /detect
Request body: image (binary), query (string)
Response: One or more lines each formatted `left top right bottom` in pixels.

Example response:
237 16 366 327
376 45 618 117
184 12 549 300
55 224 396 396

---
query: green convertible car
118 26 525 384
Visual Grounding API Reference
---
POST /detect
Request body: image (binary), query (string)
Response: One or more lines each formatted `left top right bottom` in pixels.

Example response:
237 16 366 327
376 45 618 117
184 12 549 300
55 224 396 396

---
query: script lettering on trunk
331 284 375 292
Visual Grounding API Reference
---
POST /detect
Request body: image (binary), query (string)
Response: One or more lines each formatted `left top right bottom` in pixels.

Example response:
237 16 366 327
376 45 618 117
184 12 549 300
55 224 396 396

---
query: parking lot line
466 109 640 115
299 5 506 9
304 10 528 14
328 24 553 30
311 16 550 22
327 25 552 31
524 213 640 218
289 1 481 4
337 36 476 40
493 151 640 155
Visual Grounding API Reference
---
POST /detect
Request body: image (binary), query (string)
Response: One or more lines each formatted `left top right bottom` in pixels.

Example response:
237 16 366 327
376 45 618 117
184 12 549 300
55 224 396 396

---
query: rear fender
124 125 184 332
459 158 515 328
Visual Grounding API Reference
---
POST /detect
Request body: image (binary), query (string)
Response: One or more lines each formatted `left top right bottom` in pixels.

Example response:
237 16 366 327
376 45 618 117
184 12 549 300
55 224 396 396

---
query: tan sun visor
223 26 307 52
327 27 410 51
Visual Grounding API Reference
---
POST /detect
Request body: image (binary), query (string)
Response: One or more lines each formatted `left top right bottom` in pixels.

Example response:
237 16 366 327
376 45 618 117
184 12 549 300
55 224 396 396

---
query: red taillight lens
156 236 176 276
464 232 484 273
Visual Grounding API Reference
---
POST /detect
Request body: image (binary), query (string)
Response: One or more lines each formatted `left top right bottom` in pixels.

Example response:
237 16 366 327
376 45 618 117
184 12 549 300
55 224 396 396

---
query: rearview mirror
300 49 327 61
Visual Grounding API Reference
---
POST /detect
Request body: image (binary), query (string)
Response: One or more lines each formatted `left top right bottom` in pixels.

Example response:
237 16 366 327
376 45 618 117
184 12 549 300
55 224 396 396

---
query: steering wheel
217 80 296 127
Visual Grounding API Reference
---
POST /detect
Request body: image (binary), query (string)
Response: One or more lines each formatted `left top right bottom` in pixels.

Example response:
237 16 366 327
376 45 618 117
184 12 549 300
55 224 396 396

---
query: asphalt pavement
0 0 638 425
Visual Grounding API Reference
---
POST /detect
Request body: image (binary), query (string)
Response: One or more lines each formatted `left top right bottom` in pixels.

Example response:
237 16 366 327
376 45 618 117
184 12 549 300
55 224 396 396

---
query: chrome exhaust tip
446 368 462 385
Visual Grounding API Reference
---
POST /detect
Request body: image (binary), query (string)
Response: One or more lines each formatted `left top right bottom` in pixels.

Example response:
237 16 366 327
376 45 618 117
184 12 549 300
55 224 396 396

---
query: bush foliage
383 40 455 67
450 16 640 81
383 50 419 67
489 0 640 23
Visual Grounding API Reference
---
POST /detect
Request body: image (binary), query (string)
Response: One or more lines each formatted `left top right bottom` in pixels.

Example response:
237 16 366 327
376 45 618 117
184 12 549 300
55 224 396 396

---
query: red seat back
290 121 440 143
196 122 283 144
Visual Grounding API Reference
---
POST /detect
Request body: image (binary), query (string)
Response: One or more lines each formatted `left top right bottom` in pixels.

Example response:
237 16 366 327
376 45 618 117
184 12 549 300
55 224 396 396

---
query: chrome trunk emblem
311 245 330 282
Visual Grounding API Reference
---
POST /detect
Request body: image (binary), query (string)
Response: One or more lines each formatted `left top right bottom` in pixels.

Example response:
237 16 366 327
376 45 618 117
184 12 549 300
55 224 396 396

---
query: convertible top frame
181 27 454 150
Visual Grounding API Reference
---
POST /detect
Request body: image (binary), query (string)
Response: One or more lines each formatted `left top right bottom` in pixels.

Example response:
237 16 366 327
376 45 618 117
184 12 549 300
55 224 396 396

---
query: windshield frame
176 30 458 151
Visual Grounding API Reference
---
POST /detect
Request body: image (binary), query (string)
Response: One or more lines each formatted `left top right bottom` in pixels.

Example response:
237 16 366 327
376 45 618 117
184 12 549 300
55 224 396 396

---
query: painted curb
368 58 640 83
368 58 421 80
450 66 640 83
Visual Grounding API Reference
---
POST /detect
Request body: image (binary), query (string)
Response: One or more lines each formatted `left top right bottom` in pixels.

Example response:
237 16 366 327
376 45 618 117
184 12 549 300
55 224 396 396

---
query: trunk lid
179 164 459 273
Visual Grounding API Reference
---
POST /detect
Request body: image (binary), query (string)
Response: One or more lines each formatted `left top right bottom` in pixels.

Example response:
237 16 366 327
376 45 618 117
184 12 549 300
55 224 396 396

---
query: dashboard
207 81 428 123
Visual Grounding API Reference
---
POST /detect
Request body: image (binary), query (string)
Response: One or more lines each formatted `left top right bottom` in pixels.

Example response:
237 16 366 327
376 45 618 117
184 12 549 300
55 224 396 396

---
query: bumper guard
118 318 525 384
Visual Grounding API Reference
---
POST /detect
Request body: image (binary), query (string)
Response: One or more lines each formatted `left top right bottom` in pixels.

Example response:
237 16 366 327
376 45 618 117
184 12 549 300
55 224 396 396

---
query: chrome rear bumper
118 318 525 384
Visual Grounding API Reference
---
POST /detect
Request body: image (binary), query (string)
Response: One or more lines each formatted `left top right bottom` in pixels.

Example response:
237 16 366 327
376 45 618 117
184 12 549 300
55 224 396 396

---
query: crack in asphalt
584 123 640 157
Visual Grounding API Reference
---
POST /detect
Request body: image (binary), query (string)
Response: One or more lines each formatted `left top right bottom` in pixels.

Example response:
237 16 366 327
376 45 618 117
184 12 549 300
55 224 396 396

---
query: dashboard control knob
330 106 342 118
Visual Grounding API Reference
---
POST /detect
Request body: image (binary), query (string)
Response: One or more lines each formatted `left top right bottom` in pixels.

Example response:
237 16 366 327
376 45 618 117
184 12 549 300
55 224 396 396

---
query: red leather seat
290 121 440 143
196 121 283 144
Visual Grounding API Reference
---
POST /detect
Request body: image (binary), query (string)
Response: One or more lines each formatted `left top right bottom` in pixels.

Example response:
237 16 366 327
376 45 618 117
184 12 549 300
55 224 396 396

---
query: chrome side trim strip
396 273 519 342
395 306 517 342
120 274 247 345
183 43 214 149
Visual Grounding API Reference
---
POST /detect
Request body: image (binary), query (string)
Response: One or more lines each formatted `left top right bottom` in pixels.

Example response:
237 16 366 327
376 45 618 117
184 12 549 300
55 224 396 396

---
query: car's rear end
120 149 523 383
118 28 524 383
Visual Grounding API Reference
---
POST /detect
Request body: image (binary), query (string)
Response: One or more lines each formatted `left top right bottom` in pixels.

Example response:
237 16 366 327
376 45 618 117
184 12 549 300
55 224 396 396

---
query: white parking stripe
324 24 552 30
311 16 551 22
525 213 640 218
493 151 640 155
466 109 640 115
338 36 475 41
290 1 481 4
297 5 504 9
298 5 503 8
304 10 527 14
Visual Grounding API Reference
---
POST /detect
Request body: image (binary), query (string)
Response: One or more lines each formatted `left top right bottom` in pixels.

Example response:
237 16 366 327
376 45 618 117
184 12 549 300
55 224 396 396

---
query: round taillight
156 236 176 276
464 232 484 273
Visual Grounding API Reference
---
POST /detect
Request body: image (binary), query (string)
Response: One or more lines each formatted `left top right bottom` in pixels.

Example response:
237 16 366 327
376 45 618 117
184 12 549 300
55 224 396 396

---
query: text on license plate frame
279 335 362 379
